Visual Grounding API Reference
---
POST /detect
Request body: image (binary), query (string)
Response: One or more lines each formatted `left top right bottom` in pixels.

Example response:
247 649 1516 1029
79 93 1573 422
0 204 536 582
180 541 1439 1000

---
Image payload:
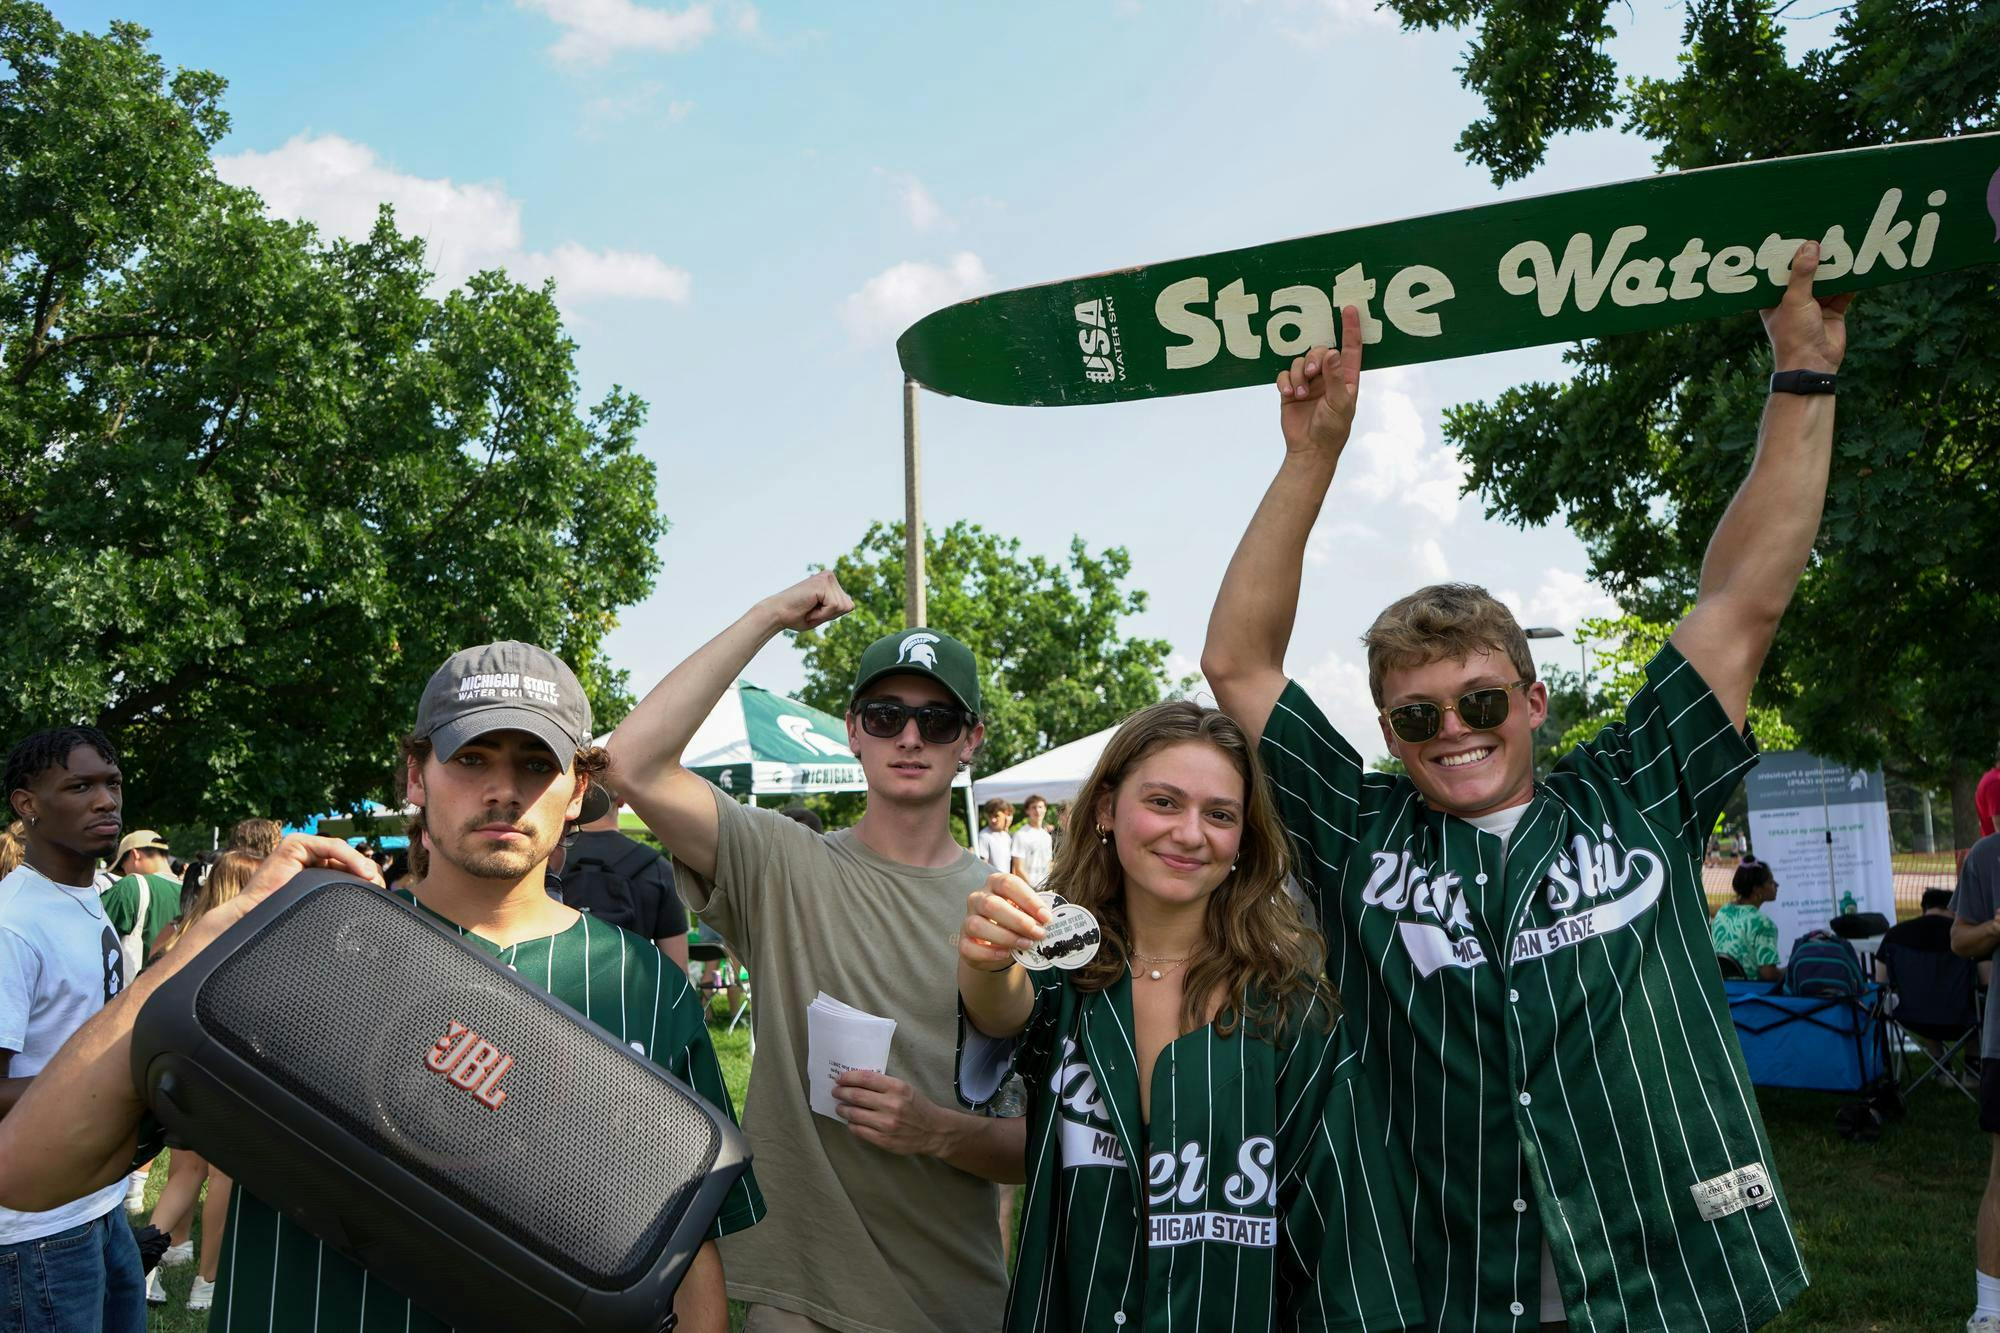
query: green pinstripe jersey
1259 643 1806 1332
960 969 1419 1332
205 894 763 1332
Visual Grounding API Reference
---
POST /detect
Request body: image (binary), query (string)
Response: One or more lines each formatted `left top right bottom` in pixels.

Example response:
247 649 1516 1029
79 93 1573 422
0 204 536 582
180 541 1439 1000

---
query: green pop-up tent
601 680 971 813
684 680 862 798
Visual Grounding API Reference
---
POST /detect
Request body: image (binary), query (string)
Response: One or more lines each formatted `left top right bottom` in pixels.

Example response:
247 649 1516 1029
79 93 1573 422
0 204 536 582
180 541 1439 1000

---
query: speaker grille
194 883 720 1288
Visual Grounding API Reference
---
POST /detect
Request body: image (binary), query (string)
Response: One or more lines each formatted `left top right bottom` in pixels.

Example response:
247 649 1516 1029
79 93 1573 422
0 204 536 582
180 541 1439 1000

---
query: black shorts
1981 1059 2000 1134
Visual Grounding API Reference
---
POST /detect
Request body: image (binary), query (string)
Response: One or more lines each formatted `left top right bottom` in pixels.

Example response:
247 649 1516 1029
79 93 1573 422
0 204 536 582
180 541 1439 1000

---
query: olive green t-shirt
677 785 1010 1333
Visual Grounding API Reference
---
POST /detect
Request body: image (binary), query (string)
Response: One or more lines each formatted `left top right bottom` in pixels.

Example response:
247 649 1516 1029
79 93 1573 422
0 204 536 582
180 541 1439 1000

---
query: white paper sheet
805 991 898 1121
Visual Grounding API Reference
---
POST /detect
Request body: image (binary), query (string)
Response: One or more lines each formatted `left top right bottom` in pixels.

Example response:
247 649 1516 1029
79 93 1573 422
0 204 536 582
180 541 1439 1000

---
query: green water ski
896 133 2000 407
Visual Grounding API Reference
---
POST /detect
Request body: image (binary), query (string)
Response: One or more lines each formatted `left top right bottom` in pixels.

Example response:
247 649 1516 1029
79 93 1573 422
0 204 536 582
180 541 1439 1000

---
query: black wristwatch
1769 369 1838 395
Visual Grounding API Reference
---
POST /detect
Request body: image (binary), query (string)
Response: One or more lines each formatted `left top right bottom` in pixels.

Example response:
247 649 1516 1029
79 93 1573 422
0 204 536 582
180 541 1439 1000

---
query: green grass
1761 1082 1986 1332
136 1019 1983 1331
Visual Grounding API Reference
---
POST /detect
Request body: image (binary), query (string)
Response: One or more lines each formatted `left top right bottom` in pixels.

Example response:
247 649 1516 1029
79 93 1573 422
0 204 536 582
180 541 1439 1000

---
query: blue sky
58 0 1849 757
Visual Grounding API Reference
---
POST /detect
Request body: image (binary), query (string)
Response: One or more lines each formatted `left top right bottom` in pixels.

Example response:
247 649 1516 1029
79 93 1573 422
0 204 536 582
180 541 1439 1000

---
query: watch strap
1769 369 1838 395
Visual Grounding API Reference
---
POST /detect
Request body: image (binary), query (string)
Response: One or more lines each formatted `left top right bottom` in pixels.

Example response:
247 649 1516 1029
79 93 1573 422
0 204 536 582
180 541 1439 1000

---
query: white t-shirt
1465 800 1564 1325
1010 824 1054 886
975 827 1012 873
0 864 131 1242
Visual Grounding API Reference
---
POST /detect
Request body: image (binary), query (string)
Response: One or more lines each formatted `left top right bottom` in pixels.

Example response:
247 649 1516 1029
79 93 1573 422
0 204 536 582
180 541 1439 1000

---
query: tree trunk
1951 764 1978 866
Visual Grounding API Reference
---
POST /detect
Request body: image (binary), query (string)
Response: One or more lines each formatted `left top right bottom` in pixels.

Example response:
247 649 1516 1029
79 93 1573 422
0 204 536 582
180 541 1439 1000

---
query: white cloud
874 169 948 233
732 2 760 35
517 0 716 66
1337 367 1469 524
840 252 992 344
1305 517 1376 567
1410 537 1449 583
1513 567 1620 635
581 80 692 132
1297 649 1388 764
901 179 943 232
214 133 690 309
1237 0 1391 45
541 242 692 302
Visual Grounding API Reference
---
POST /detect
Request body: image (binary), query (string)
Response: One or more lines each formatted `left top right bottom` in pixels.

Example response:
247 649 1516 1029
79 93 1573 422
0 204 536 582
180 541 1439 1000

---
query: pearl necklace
1131 952 1188 982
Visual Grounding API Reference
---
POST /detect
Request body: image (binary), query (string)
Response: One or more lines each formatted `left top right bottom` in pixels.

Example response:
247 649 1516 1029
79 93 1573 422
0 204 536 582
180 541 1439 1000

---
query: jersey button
1509 1301 1526 1316
1518 1091 1533 1106
1113 1314 1127 1326
1507 988 1520 1003
1475 872 1489 885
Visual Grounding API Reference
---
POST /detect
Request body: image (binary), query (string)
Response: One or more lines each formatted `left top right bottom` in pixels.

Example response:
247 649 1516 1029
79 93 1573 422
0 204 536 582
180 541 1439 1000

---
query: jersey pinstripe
1258 643 1805 1332
960 969 1419 1331
205 894 762 1332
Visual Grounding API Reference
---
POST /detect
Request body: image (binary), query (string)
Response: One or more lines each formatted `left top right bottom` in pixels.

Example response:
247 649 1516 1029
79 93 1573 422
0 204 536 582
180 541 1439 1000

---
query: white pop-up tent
971 724 1117 806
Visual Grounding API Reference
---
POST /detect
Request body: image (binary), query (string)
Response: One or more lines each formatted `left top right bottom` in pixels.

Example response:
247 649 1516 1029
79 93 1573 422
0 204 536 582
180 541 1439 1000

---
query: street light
1521 626 1588 698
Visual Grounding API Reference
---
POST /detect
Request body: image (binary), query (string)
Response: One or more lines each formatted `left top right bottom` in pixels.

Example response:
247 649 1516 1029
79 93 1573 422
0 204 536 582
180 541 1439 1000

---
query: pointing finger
1337 306 1364 384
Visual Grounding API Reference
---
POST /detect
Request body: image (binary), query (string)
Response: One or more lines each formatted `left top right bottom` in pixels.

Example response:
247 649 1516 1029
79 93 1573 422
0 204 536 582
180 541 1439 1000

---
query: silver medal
1030 902 1101 972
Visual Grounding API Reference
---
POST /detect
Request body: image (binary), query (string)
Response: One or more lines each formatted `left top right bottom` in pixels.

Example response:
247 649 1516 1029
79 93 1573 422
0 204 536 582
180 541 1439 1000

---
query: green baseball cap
850 628 982 716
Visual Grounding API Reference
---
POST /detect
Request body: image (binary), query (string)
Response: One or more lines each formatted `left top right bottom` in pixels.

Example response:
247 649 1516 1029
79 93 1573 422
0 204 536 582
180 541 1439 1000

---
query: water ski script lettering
897 134 2000 407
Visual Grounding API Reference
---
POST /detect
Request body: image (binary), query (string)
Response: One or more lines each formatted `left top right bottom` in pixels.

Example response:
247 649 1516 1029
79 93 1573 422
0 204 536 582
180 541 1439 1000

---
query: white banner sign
1743 752 1895 956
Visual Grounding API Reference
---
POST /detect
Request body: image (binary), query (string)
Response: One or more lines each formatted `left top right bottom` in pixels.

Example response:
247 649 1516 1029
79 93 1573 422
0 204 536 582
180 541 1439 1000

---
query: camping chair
1716 954 1748 980
1878 941 1980 1103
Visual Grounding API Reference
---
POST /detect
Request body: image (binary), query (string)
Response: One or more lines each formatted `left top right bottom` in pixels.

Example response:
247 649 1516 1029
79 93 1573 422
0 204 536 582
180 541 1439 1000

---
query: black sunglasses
1382 680 1530 744
856 698 972 745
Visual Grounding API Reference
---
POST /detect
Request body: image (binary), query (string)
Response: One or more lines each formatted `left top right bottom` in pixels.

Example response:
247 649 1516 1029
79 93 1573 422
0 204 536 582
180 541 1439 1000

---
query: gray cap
414 641 610 823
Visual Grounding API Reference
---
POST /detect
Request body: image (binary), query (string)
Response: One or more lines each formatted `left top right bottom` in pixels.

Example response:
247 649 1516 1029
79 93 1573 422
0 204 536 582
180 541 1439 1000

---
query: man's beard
434 812 557 881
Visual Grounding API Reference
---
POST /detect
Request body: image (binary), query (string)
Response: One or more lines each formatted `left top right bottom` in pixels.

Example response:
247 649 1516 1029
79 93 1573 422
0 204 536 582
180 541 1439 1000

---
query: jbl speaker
131 870 750 1333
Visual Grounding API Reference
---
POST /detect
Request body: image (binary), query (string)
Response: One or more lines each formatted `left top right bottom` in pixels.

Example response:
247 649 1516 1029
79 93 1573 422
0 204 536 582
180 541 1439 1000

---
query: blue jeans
0 1212 144 1333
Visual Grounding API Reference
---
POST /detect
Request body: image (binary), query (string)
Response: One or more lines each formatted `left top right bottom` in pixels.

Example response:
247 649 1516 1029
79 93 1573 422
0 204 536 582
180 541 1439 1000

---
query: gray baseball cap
414 641 610 822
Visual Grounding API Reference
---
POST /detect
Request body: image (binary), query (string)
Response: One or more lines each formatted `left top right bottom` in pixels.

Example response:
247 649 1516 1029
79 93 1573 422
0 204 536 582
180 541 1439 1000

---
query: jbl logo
425 1020 515 1110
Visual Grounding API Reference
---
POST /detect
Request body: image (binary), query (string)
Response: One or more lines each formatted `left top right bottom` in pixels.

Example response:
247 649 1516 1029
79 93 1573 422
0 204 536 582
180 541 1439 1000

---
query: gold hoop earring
1095 824 1110 846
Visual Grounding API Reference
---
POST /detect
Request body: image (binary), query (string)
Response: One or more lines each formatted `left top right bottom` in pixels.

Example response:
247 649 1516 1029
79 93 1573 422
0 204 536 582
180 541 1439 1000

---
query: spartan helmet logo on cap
897 632 941 670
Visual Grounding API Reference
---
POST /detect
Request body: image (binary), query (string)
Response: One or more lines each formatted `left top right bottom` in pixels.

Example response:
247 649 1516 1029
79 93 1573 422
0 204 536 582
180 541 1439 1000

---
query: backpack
116 874 151 982
1784 929 1864 998
556 839 659 936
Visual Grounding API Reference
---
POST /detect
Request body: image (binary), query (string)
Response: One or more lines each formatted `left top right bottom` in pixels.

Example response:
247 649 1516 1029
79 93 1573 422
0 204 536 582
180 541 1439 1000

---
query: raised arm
1202 306 1363 745
603 573 851 881
0 837 380 1211
1672 241 1853 731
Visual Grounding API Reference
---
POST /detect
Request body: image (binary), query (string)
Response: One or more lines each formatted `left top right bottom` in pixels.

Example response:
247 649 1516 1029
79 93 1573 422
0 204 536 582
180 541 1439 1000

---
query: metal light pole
903 375 926 628
1523 626 1587 702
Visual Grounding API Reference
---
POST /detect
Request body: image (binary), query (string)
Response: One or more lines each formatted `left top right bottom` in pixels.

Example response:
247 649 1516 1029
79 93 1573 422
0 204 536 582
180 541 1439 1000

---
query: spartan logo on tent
777 714 850 757
897 632 941 671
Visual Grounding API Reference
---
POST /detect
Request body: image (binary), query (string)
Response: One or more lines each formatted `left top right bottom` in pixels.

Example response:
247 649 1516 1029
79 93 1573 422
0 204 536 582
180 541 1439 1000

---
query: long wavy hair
1050 700 1336 1042
153 850 260 958
187 850 260 930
